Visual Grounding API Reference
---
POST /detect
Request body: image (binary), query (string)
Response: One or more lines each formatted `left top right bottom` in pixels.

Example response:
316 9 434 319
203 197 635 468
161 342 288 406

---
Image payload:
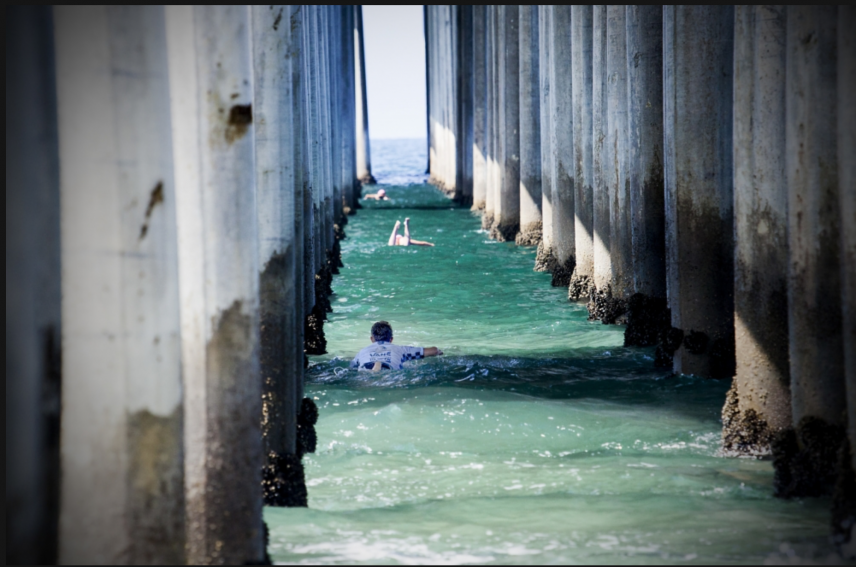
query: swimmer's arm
423 347 443 357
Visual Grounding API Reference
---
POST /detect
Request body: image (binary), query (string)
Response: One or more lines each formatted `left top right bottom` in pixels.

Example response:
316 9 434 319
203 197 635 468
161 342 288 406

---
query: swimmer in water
388 218 435 247
351 320 443 372
363 188 389 200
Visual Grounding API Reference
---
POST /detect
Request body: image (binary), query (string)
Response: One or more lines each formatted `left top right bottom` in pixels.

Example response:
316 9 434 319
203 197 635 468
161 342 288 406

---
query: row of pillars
7 5 372 564
427 5 855 554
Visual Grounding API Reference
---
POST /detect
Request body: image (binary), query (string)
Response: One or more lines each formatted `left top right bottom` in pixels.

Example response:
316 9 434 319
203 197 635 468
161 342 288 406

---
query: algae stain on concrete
127 406 185 564
138 181 164 241
197 299 264 564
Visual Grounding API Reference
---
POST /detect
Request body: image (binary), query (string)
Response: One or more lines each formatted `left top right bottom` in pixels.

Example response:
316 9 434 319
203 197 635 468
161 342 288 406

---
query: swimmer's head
377 189 386 198
371 320 393 343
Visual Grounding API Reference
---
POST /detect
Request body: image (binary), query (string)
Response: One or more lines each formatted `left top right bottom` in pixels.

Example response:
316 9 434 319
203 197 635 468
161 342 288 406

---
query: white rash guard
350 341 425 370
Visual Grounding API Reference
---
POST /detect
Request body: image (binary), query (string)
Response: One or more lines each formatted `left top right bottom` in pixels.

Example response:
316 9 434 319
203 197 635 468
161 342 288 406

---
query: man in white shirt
351 320 443 371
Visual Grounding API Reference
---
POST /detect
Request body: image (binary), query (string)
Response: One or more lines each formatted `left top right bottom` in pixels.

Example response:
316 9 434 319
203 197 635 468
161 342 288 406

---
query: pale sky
362 5 426 140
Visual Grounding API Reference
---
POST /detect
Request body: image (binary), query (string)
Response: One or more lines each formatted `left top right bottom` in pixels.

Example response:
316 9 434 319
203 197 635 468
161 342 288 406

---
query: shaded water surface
266 139 837 564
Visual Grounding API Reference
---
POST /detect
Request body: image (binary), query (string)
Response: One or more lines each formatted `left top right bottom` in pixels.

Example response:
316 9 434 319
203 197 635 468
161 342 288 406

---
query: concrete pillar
429 6 442 191
838 6 856 556
426 6 435 180
534 6 557 273
517 5 542 247
570 5 594 299
841 0 856 491
251 4 300 506
451 7 460 197
491 5 520 242
165 6 264 563
425 5 431 174
285 4 307 428
663 6 735 379
303 5 338 358
472 6 488 212
7 7 61 564
787 5 844 427
341 6 359 211
354 6 374 185
311 8 326 275
315 7 330 263
773 5 846 499
590 5 613 314
295 6 316 346
624 6 668 346
322 7 337 257
56 6 185 563
458 6 475 206
326 8 343 227
547 6 575 286
432 5 445 191
721 6 790 456
606 6 632 308
445 6 460 200
483 6 498 231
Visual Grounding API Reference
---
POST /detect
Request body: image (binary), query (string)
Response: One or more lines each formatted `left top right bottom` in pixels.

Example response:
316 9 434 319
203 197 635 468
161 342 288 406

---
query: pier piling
56 6 186 562
517 5 542 247
7 7 61 564
663 6 735 379
723 6 791 456
623 5 668 347
569 6 595 300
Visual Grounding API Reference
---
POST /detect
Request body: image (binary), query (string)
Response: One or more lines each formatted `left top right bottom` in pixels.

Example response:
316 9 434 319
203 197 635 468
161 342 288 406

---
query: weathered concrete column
425 5 431 174
427 6 436 182
590 5 613 316
449 7 459 197
547 5 576 286
165 6 264 563
606 6 632 314
7 7 61 564
290 4 309 409
327 7 344 227
296 6 317 353
340 6 359 211
721 6 790 457
429 5 458 196
535 6 557 273
56 6 185 563
442 5 463 201
252 4 303 507
316 7 333 264
774 5 846 499
569 5 594 300
304 6 332 357
517 5 542 247
662 6 735 378
838 5 856 556
457 6 474 205
326 8 339 254
624 6 668 347
354 5 375 185
472 6 488 212
491 5 521 242
483 6 498 231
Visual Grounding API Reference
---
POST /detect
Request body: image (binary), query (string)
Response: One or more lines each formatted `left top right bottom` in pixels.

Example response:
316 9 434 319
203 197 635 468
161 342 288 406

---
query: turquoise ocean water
266 139 838 564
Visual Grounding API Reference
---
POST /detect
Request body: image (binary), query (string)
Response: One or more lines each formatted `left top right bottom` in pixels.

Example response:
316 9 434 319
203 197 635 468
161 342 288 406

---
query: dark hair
371 320 393 342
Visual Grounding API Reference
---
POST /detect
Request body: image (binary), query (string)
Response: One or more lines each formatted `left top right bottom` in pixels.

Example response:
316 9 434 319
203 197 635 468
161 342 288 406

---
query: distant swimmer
388 217 435 247
351 320 443 371
363 188 389 201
